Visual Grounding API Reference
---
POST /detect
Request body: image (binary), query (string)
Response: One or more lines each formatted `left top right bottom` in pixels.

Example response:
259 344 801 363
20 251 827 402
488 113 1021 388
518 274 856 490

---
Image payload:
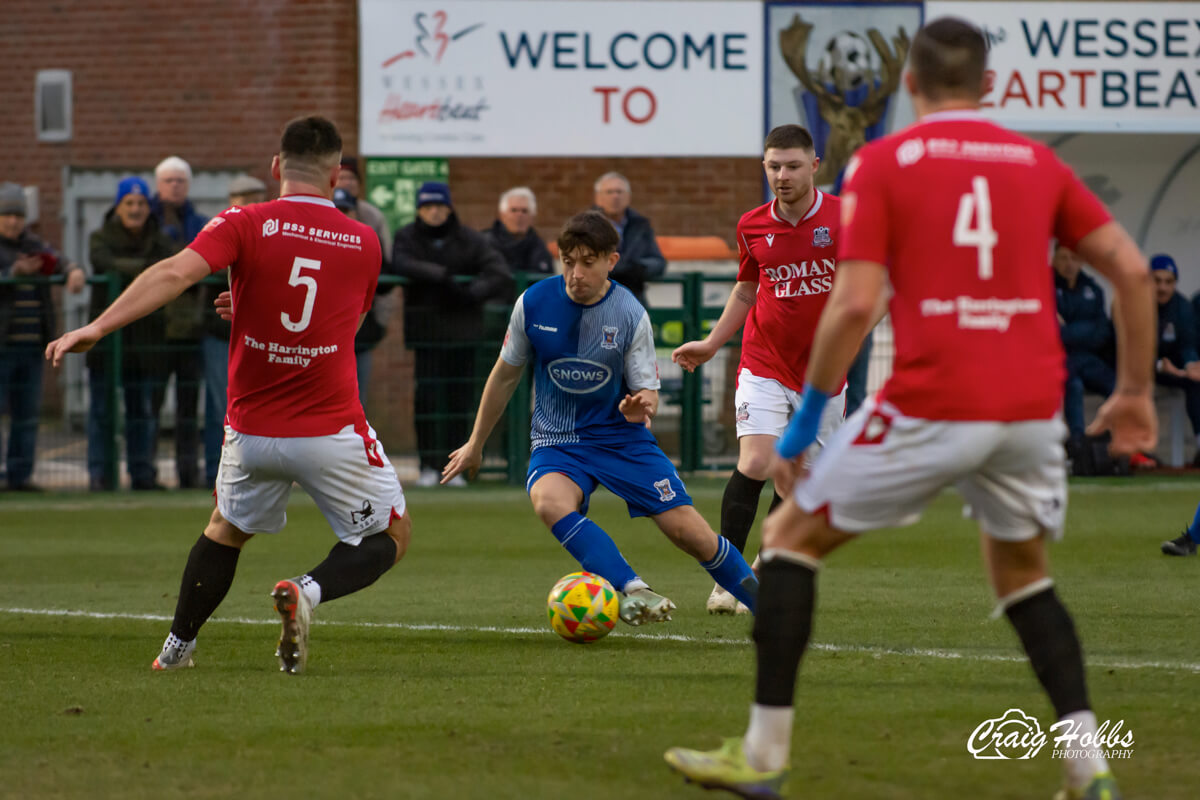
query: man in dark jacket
1152 254 1200 465
393 181 511 486
593 171 666 306
200 174 268 489
1054 246 1115 441
483 186 554 281
88 176 178 490
0 182 86 490
151 156 210 487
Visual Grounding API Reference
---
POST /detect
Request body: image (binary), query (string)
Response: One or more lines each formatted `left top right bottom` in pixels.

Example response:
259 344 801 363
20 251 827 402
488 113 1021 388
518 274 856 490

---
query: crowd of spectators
1055 245 1196 473
0 166 674 491
13 161 1193 489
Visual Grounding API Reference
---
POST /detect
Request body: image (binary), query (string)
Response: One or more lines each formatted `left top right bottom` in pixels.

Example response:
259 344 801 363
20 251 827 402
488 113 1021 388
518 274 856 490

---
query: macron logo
263 219 279 237
765 234 775 247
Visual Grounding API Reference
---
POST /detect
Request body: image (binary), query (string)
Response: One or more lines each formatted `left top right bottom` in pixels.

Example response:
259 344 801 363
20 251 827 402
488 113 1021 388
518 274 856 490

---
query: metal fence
0 271 894 491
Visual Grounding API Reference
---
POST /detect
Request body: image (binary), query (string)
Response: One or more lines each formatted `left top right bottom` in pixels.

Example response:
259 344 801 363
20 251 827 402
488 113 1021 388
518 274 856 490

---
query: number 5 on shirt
281 256 321 332
953 176 997 280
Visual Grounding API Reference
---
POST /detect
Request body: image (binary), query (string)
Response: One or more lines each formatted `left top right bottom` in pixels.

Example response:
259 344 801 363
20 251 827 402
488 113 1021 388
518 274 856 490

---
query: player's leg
666 400 960 793
153 506 253 671
529 472 641 593
965 418 1119 799
281 423 409 673
663 500 850 796
652 504 758 612
723 435 776 551
743 498 854 769
707 435 775 614
984 534 1119 800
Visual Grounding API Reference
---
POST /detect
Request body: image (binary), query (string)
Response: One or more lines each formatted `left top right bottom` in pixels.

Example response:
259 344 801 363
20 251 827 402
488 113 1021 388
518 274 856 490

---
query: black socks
722 469 767 553
1005 585 1091 718
170 534 242 641
307 532 398 604
753 557 818 707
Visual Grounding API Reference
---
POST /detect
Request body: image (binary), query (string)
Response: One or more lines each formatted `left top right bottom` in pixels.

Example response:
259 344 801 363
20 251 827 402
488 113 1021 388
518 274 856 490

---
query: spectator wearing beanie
0 182 86 490
87 176 177 490
393 181 511 486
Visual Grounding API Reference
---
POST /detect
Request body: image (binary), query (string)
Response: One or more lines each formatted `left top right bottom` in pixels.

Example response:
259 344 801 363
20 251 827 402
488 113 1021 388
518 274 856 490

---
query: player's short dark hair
279 116 342 179
763 125 815 154
910 17 988 100
557 210 619 258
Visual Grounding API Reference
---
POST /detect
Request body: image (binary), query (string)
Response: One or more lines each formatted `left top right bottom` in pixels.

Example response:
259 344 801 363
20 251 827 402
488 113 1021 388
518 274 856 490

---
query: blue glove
777 385 830 459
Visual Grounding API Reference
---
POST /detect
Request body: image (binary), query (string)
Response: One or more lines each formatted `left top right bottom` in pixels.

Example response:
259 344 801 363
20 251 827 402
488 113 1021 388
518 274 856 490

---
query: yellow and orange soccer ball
546 571 619 643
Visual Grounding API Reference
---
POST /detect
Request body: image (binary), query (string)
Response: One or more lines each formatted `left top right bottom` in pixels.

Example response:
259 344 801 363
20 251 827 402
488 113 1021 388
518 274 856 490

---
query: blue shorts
526 440 692 518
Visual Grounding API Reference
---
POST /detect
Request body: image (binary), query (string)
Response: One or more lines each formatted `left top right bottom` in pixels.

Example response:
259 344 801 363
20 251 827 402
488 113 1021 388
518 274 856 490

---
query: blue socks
702 536 758 612
1187 501 1200 544
550 514 759 612
551 512 639 592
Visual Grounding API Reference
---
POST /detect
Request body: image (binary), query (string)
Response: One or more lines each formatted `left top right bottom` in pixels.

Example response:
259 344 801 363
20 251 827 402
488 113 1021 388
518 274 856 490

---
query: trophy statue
780 15 910 186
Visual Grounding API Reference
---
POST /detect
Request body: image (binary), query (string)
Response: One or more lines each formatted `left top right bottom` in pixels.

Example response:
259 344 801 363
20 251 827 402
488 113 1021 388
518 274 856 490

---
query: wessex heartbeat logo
378 9 489 124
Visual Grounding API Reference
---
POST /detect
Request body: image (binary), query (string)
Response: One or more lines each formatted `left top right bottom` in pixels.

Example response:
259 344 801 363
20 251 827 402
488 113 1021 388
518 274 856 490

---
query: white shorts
794 397 1067 542
216 422 406 545
734 368 846 463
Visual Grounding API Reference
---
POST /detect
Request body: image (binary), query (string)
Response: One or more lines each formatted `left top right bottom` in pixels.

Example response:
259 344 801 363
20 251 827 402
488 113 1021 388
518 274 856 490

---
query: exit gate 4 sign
358 0 763 156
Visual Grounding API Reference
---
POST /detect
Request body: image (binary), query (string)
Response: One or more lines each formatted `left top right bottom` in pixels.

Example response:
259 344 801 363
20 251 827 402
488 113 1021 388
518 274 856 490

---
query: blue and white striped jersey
501 276 659 450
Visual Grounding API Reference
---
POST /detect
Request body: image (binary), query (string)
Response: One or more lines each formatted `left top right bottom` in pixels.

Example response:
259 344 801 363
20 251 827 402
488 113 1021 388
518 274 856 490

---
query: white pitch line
3 606 1197 673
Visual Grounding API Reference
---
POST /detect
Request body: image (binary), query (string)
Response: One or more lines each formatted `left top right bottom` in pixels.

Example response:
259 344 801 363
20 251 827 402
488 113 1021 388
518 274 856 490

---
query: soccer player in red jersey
672 125 848 615
665 19 1155 800
46 117 412 675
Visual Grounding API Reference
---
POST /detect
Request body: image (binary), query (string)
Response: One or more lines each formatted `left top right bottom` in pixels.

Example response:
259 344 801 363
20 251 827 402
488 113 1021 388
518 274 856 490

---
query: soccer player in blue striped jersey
443 210 757 624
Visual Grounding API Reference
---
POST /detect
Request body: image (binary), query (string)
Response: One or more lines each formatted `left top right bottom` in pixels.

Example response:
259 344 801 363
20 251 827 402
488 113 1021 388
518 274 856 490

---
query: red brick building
0 0 761 254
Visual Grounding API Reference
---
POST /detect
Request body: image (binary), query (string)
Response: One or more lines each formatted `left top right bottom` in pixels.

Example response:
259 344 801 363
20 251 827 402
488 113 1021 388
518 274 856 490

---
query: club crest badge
654 478 676 502
813 226 832 248
601 325 619 350
736 401 750 422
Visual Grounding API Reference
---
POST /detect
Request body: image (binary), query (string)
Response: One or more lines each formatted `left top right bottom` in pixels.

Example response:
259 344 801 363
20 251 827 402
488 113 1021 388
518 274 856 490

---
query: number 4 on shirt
953 176 997 280
282 256 321 332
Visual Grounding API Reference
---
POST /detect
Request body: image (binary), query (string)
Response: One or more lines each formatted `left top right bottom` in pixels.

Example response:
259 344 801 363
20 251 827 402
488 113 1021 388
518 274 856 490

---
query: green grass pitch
1 477 1196 799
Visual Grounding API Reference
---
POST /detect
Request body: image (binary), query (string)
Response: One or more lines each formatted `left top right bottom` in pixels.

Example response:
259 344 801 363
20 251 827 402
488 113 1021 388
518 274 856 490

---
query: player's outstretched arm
442 356 525 483
1076 221 1157 455
671 280 757 372
45 249 212 367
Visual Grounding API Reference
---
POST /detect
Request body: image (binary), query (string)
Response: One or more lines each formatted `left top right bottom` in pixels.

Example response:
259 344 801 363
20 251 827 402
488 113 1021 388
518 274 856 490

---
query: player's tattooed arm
672 280 757 372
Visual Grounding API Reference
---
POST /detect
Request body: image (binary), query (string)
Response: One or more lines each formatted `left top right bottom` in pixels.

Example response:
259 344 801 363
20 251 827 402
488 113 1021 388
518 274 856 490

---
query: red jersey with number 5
188 194 381 437
839 111 1111 421
736 190 843 393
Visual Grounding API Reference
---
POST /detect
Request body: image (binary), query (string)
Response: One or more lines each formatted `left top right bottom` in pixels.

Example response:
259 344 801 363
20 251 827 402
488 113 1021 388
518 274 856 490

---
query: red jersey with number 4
737 190 843 392
840 111 1112 421
187 194 381 437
